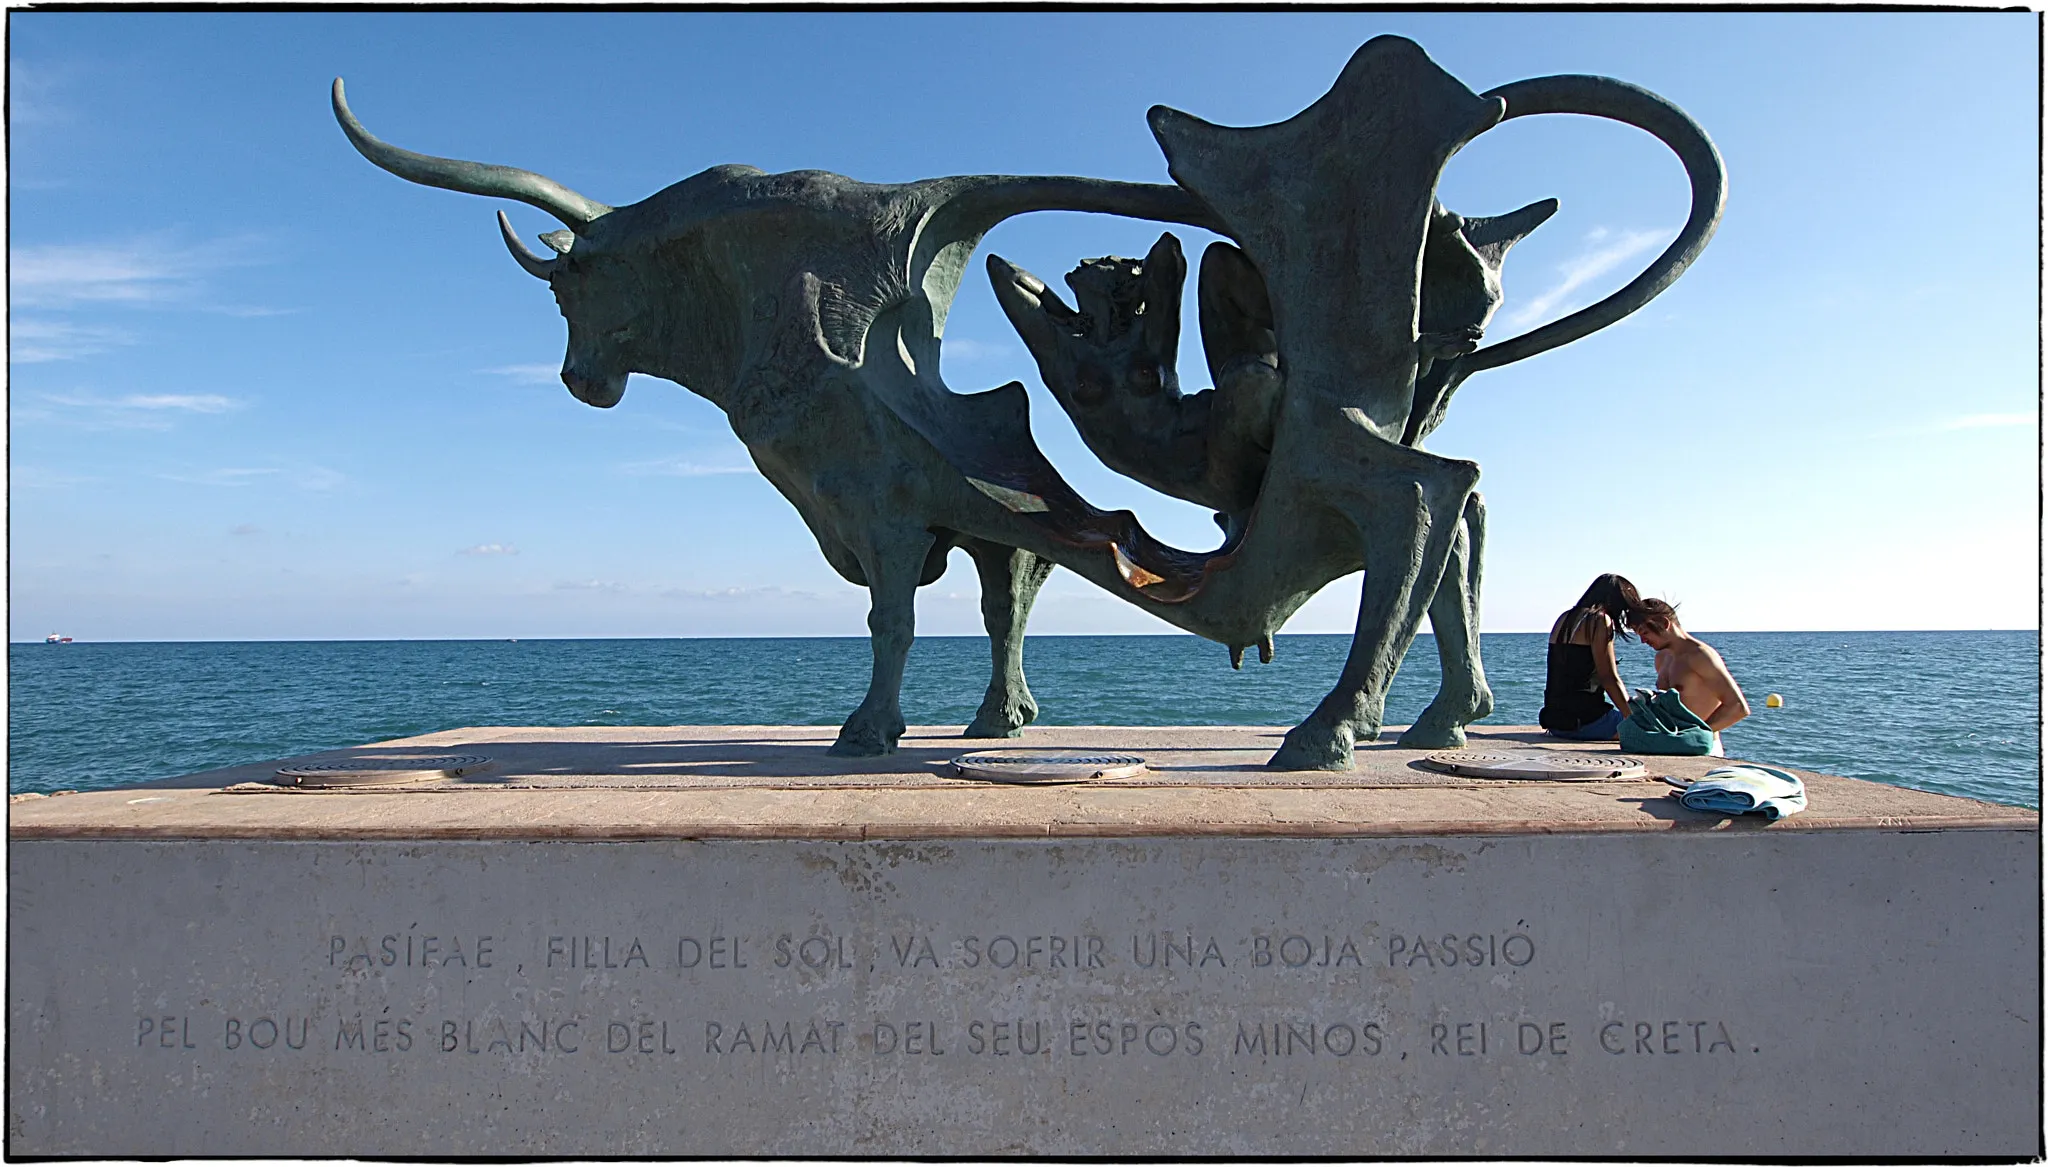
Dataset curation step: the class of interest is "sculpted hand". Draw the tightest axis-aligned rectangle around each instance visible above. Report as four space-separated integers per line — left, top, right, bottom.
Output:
986 255 1080 372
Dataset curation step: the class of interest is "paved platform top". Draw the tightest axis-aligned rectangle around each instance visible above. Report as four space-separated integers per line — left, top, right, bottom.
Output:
9 724 2035 840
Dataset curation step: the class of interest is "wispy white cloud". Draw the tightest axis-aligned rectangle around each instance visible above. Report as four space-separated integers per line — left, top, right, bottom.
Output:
645 419 729 436
14 241 199 308
545 580 833 603
10 319 136 363
54 392 240 413
159 465 344 491
161 467 278 487
1500 227 1667 330
617 457 754 478
288 466 347 492
10 466 99 490
943 337 1014 362
9 61 82 130
458 543 519 557
10 233 276 312
1934 412 2035 432
483 364 562 385
230 524 264 537
34 391 245 430
657 585 829 602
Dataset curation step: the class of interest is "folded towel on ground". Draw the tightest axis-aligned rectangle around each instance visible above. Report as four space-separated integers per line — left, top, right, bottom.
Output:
1619 688 1718 756
1677 765 1808 821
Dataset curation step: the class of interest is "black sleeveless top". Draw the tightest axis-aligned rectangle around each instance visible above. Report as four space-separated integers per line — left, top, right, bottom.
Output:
1539 641 1612 731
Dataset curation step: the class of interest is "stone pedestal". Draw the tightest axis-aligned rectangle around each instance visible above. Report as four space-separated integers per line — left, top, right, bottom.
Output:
9 726 2039 1157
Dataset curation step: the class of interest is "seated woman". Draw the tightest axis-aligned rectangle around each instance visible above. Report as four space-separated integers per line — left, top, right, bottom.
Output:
1538 574 1644 741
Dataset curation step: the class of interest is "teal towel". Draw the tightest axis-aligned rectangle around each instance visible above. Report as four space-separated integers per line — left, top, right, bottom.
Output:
1619 688 1717 756
1679 765 1808 821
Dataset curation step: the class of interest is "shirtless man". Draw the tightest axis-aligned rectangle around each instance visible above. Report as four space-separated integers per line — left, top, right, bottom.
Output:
1629 600 1751 752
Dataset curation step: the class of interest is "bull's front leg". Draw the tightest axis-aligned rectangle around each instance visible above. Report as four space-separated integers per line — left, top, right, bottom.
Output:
961 539 1056 738
1269 446 1479 771
830 528 938 757
1399 491 1493 748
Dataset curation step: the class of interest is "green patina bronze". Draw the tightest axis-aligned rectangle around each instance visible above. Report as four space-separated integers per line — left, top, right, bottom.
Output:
333 36 1723 769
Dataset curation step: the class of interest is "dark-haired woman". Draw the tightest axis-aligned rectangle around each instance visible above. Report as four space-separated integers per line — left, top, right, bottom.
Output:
1539 574 1641 741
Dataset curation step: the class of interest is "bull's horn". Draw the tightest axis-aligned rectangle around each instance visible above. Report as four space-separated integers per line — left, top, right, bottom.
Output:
497 211 559 280
1461 197 1559 259
331 78 613 229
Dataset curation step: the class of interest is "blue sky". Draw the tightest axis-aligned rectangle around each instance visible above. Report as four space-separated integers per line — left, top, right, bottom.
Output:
9 11 2039 641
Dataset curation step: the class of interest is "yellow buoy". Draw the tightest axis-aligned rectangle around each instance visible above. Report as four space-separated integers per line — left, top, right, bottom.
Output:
1765 693 1784 709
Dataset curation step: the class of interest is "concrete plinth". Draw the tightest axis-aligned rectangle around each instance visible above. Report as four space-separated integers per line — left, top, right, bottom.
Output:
9 725 2039 1157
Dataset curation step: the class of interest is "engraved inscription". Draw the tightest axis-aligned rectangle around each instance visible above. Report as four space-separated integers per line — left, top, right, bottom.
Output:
548 936 651 968
1233 1020 1383 1057
223 1016 311 1050
966 1020 1048 1055
1389 932 1535 968
675 935 748 968
775 934 856 970
1598 1020 1739 1055
706 1019 846 1055
116 920 1764 1082
136 1016 198 1049
329 933 495 970
1251 934 1364 967
334 1013 414 1052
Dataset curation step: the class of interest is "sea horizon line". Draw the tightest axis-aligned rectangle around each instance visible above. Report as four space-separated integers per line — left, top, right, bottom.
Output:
10 628 2038 646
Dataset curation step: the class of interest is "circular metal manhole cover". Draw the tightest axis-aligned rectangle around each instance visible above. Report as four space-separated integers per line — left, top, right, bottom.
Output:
274 755 492 788
1420 750 1646 781
949 749 1148 784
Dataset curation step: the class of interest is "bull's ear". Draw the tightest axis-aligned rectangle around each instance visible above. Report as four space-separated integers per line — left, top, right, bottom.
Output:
539 229 575 255
1462 197 1559 264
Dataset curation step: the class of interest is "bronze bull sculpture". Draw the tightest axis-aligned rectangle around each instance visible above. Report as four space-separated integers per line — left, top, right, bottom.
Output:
334 36 1722 768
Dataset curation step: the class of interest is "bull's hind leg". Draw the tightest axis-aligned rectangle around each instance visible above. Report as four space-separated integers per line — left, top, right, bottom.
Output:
1269 445 1479 770
962 540 1056 738
830 527 938 757
1399 491 1493 748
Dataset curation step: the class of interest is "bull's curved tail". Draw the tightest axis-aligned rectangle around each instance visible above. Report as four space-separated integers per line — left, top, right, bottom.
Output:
1461 74 1727 373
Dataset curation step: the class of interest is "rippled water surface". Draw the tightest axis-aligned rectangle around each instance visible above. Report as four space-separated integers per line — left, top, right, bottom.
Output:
9 632 2038 807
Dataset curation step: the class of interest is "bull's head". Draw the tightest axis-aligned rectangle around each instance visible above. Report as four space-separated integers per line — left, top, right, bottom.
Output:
332 79 648 408
1416 198 1558 367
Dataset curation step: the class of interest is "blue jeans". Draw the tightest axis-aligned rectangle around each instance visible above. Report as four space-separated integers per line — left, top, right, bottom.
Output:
1547 706 1623 741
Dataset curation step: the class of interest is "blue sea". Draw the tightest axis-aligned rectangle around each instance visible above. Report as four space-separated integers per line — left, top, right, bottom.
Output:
8 632 2039 808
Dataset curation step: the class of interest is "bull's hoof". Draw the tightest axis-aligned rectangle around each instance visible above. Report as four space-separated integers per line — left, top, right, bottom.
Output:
829 711 904 757
963 689 1037 739
1397 713 1467 750
1399 681 1492 749
963 710 1030 739
826 734 894 757
1269 720 1357 771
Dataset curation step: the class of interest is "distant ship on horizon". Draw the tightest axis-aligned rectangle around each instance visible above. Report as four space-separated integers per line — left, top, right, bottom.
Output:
44 634 73 644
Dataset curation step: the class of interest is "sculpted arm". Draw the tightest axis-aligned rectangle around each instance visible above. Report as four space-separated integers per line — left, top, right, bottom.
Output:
1588 617 1631 714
